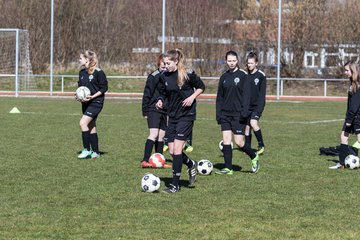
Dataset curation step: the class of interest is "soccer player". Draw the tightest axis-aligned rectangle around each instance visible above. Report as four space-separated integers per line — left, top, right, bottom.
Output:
141 54 171 168
216 50 259 175
329 59 360 169
77 50 108 159
244 51 267 155
156 48 205 193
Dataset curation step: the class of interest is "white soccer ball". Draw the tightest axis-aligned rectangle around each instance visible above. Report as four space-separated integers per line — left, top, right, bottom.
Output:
149 153 166 168
141 173 161 193
197 159 213 175
76 86 91 101
218 140 234 151
345 155 360 169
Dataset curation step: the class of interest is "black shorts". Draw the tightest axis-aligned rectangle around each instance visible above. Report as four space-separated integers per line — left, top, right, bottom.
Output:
250 111 261 120
147 111 167 130
220 115 246 135
165 120 193 142
342 122 360 135
82 101 103 119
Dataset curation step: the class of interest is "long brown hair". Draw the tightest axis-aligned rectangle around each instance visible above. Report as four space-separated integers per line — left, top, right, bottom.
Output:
345 59 360 93
81 50 98 74
166 48 189 86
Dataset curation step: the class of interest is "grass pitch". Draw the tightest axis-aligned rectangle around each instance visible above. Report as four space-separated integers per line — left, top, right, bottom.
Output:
0 97 359 239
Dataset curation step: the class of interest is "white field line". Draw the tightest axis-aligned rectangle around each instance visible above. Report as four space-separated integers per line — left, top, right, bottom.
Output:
18 112 343 124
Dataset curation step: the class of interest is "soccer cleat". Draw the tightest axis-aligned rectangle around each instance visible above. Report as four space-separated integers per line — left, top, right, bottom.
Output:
256 147 265 155
187 160 197 187
352 141 360 149
163 144 169 152
162 184 179 193
140 160 153 168
215 168 234 175
78 148 91 159
329 162 344 170
251 154 260 173
184 144 194 153
163 163 172 169
90 151 100 158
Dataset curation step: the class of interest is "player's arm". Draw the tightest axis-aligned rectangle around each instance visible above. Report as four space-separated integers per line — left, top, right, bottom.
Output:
142 74 156 116
256 74 267 115
182 73 205 107
345 91 360 126
216 76 224 124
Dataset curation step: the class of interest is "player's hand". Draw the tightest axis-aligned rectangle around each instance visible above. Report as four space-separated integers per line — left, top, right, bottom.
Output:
156 100 163 109
182 95 195 107
82 95 92 102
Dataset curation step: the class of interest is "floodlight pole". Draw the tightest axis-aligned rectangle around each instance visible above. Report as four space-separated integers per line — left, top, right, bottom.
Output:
50 0 54 95
15 29 19 97
276 0 282 100
162 0 166 53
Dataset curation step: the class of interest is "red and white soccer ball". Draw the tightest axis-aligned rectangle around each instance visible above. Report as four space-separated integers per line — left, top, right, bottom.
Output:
141 173 161 193
149 153 166 168
76 86 91 101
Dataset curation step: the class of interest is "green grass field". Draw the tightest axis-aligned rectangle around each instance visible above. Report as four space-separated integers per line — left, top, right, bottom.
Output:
1 97 360 239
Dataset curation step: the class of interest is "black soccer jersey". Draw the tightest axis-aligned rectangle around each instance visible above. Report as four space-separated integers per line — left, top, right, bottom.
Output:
78 67 108 103
345 89 360 125
248 69 266 115
158 70 205 122
216 68 250 123
142 69 166 116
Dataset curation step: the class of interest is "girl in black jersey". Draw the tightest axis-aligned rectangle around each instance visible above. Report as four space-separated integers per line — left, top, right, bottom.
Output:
329 60 360 169
244 52 267 155
141 54 171 168
216 50 259 174
156 49 205 193
77 50 108 159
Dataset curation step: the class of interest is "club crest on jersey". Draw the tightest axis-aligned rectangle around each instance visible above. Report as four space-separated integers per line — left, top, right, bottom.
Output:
234 77 240 85
254 78 259 85
89 75 94 82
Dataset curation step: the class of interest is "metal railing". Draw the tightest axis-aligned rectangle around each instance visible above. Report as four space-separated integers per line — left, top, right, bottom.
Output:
0 74 348 98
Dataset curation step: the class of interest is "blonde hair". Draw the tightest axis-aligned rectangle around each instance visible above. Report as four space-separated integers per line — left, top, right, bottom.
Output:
345 59 360 93
166 48 189 86
81 50 98 74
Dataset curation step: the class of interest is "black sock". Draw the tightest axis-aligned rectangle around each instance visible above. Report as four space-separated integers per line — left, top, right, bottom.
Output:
254 129 265 148
156 141 164 154
172 154 183 187
223 144 233 169
182 152 193 168
240 144 256 159
245 134 252 148
143 139 155 162
82 131 91 150
339 144 349 165
89 133 99 153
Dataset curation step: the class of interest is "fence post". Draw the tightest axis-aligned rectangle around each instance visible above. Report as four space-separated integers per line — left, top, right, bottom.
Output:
324 80 327 97
61 76 64 92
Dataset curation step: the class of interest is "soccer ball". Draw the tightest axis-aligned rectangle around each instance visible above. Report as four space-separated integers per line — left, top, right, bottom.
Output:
76 86 91 101
218 140 234 151
141 173 161 193
197 159 213 175
345 155 360 169
149 153 166 168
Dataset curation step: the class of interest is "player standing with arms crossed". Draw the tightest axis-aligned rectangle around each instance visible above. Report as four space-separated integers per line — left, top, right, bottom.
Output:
216 50 259 174
329 59 360 169
244 51 267 155
156 49 205 193
141 54 171 168
77 50 108 159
